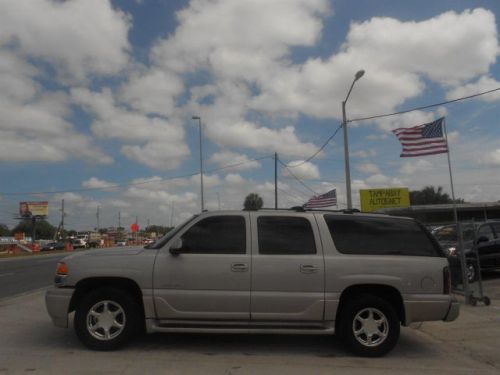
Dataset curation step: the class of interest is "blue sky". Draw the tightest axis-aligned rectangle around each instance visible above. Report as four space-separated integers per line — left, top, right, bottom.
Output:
1 0 500 230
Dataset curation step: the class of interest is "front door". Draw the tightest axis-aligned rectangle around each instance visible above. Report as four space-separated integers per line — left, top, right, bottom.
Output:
153 213 251 320
250 213 325 321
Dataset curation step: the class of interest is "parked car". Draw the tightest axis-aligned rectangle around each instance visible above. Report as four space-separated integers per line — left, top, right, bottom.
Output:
41 242 65 251
46 210 458 357
432 221 500 283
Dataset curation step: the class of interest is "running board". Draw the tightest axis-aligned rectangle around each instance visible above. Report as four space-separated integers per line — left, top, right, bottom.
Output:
147 319 335 335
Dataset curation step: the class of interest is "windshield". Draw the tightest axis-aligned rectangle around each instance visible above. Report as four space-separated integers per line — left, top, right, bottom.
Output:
145 215 198 249
433 225 475 243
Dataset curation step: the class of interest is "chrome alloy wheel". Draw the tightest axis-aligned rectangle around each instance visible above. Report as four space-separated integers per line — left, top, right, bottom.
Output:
352 307 389 347
86 300 126 341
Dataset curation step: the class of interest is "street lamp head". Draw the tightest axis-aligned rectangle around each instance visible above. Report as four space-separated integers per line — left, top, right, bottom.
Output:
192 116 200 120
354 70 365 81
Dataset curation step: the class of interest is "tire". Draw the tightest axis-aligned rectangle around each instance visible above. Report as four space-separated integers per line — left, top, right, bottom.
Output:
466 261 478 284
74 287 141 351
338 294 400 357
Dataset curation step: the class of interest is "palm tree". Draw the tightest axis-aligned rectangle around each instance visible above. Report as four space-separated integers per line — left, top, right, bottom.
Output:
243 193 263 210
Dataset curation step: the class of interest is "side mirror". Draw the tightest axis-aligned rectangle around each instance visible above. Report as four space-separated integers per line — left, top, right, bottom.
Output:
169 238 183 256
477 236 489 244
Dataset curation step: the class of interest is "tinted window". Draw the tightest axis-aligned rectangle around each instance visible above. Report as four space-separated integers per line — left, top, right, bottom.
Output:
258 216 316 255
433 225 475 242
491 222 500 238
324 215 440 256
477 224 494 241
180 216 246 254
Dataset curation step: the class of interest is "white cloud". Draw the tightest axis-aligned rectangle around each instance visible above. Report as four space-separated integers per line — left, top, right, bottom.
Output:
82 177 117 190
356 163 380 175
71 87 189 169
282 161 321 180
399 159 433 175
0 0 131 82
0 52 112 164
208 151 262 171
477 149 500 166
151 0 329 74
119 68 184 116
446 76 500 103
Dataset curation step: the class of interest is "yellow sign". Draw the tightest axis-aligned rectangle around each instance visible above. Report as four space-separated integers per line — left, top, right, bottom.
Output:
19 201 49 218
360 188 410 212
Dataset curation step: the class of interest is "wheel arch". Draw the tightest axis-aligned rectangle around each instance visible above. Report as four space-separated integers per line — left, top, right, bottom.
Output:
335 284 405 329
69 277 144 316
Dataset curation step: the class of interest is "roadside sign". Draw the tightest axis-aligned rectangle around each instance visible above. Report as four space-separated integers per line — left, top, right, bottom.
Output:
19 201 49 218
360 188 410 212
131 223 139 233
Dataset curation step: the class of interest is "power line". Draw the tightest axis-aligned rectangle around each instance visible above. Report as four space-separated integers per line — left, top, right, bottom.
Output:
0 155 273 197
286 124 343 168
278 159 317 195
349 86 500 123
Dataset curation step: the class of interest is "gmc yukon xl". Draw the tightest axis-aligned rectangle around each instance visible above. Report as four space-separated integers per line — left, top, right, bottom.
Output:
46 210 459 357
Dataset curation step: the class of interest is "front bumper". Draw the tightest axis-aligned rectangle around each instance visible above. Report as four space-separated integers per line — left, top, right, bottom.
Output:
443 299 460 322
45 287 74 328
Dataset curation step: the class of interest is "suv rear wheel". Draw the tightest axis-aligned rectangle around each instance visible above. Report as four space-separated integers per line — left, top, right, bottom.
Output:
74 287 140 350
339 294 400 357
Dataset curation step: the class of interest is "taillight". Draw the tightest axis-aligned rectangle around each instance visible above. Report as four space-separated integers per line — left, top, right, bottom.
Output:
443 266 451 294
56 262 68 276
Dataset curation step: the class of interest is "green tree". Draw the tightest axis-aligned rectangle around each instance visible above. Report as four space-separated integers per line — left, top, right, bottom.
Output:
244 193 263 210
145 225 172 235
410 186 464 205
0 223 10 237
10 219 57 240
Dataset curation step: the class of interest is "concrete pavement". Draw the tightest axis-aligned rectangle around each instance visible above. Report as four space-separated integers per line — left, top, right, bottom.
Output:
1 278 500 374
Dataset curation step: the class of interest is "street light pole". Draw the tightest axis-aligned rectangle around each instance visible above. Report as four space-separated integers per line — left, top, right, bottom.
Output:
192 116 204 212
342 70 365 210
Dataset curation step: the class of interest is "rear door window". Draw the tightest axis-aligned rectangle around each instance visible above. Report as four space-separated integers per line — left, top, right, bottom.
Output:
257 216 316 255
324 215 441 256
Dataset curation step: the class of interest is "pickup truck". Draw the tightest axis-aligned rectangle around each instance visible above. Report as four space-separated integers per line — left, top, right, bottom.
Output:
46 210 459 357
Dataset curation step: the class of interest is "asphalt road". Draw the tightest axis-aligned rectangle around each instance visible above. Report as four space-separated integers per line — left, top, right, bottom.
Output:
0 253 67 299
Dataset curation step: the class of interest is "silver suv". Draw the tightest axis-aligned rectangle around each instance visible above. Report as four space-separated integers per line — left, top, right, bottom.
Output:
46 210 459 357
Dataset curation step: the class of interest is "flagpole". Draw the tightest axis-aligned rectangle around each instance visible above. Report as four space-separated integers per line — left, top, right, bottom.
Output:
443 118 470 303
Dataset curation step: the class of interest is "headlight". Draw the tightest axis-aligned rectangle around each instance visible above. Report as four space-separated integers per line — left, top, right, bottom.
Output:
446 247 457 257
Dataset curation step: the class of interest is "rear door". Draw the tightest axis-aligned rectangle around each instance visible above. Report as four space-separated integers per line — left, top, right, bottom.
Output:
250 212 325 321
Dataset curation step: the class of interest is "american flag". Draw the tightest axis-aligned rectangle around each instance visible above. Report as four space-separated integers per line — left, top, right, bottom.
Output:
304 189 337 208
392 117 448 157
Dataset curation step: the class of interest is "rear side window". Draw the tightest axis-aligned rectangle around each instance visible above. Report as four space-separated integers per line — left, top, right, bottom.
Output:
258 216 316 255
324 215 441 256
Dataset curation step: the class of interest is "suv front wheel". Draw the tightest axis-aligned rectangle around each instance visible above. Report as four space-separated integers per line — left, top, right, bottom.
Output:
339 294 400 357
74 287 140 350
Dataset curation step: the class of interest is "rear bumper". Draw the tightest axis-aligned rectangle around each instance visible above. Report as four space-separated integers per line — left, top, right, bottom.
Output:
443 299 460 322
404 294 459 324
45 287 74 328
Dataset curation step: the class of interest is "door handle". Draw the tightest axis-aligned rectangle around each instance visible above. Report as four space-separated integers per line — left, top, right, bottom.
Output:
300 264 319 274
231 263 249 272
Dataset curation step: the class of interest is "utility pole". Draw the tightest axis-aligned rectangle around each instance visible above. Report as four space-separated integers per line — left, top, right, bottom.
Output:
274 152 278 209
61 199 65 234
96 205 100 231
170 202 174 227
192 116 204 212
118 211 121 229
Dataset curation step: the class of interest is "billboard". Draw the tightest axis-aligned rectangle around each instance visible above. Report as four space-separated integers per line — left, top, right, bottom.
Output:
19 201 49 218
360 188 410 213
